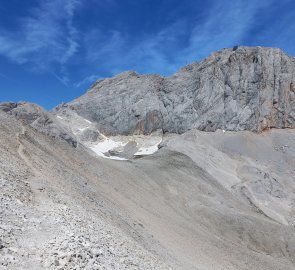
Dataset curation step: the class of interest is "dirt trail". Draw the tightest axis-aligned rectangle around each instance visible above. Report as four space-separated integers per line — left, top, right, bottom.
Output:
16 124 55 211
17 125 38 175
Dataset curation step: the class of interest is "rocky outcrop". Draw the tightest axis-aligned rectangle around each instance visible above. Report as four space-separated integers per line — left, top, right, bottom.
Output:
0 102 77 147
54 46 295 135
54 72 165 135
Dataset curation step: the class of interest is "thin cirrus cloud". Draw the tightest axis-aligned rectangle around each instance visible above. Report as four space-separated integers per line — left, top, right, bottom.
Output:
0 0 292 92
84 21 189 76
0 72 9 80
0 0 80 76
246 3 295 54
178 1 270 62
83 0 274 77
75 74 100 88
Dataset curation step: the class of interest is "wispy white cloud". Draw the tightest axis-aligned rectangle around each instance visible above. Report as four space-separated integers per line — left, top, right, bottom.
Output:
0 72 9 80
248 2 295 54
84 0 273 76
84 27 180 76
0 0 283 90
52 72 70 87
178 0 273 63
0 0 80 82
75 74 100 88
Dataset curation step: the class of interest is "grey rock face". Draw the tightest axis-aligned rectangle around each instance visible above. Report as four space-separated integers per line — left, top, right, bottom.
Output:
54 46 295 135
54 72 164 135
163 46 295 133
0 102 77 147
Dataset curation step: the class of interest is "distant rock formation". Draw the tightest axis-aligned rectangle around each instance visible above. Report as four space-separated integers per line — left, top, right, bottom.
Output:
1 46 295 141
54 46 295 135
0 102 77 147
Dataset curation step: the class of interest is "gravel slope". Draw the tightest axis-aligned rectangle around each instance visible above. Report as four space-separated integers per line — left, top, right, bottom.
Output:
0 111 295 269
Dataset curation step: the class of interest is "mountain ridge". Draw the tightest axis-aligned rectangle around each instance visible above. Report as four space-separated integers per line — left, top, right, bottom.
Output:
53 46 295 136
1 46 295 151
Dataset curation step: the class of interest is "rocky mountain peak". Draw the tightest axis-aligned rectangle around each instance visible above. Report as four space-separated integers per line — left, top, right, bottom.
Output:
54 46 295 136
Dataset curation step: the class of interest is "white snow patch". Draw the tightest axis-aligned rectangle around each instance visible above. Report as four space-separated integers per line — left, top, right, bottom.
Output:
90 139 127 161
84 119 92 124
78 127 88 132
134 145 158 155
54 111 162 160
134 139 162 156
87 130 162 161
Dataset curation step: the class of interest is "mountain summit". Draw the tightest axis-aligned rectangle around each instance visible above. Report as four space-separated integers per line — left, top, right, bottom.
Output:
54 46 295 135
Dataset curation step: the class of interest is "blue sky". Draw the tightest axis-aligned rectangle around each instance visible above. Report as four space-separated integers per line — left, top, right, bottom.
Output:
0 0 294 109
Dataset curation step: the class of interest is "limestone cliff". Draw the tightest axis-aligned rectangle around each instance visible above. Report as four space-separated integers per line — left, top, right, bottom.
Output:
54 46 295 135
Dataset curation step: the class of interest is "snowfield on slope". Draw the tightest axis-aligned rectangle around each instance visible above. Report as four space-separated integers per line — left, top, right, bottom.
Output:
55 111 163 160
